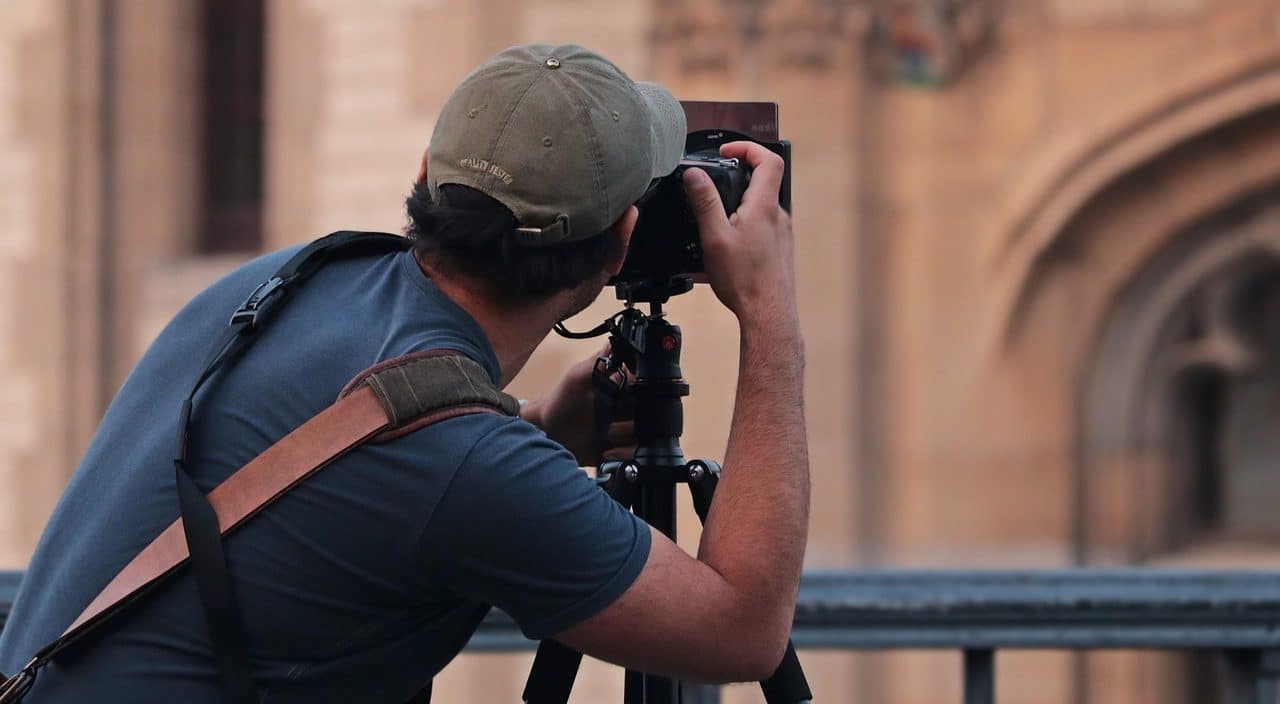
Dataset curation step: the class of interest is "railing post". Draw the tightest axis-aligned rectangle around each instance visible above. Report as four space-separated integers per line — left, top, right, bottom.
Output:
1220 648 1256 703
1260 651 1280 704
682 683 721 704
1220 649 1280 704
964 649 995 704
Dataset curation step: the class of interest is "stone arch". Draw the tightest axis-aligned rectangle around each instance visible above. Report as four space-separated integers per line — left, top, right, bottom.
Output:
1078 193 1280 558
984 48 1280 351
979 48 1280 562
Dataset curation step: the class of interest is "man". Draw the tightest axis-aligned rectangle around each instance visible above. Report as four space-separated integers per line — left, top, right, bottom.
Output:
0 44 808 702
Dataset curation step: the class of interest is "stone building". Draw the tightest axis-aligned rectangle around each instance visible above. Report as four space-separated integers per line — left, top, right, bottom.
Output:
1 0 1278 701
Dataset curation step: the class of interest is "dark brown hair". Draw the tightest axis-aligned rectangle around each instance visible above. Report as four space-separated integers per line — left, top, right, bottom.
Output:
404 182 623 300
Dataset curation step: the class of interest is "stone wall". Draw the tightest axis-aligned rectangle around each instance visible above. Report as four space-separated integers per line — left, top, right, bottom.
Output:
0 0 100 568
0 0 51 567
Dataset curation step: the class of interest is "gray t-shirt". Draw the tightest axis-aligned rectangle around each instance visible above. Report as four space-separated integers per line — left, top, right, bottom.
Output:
0 244 650 703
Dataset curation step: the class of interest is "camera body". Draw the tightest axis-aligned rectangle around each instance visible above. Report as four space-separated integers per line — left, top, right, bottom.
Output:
611 129 791 284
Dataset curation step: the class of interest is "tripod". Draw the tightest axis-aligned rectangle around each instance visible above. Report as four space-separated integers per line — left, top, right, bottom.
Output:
523 277 813 704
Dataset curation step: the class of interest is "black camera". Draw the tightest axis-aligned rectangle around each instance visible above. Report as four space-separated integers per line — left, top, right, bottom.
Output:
611 128 791 284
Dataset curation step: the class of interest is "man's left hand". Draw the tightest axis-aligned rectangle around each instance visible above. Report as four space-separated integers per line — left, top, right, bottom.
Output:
519 345 636 466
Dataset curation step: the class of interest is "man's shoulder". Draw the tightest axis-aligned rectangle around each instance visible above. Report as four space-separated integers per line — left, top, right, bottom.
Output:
365 413 582 534
372 411 579 505
404 412 569 468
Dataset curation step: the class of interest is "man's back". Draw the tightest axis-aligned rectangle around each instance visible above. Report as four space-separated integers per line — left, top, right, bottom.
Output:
0 244 649 703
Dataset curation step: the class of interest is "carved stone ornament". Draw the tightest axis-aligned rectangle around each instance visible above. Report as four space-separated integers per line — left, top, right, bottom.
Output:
864 0 996 87
649 0 866 73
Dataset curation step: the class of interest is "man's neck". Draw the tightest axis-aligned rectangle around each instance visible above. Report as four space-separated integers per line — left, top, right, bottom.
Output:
417 262 558 388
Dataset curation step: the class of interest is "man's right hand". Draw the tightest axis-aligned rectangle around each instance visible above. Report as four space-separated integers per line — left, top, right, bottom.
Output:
682 141 798 332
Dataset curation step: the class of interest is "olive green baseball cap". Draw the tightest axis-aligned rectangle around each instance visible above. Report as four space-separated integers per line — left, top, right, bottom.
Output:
427 43 686 246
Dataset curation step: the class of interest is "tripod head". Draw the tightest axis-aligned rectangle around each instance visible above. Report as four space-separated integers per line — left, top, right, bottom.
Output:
553 275 696 474
607 306 688 472
611 275 694 308
604 276 692 376
554 274 696 390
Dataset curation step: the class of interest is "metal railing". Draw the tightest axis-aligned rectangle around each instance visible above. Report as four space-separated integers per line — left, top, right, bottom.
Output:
5 569 1280 703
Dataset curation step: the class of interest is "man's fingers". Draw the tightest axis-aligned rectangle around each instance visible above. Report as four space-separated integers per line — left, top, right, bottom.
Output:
602 447 637 462
682 167 732 242
608 421 636 446
719 141 784 209
611 389 636 421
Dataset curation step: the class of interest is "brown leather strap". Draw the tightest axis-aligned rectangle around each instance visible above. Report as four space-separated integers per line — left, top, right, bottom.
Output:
341 351 521 443
57 385 390 642
43 349 516 662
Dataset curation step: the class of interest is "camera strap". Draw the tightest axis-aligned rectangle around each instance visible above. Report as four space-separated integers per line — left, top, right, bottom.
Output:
0 232 519 704
590 352 625 464
556 310 641 465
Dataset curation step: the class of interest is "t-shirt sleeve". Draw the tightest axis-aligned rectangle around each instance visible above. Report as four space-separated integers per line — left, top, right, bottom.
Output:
418 417 652 640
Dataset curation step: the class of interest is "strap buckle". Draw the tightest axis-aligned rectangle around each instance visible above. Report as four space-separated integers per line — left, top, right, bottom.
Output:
591 355 624 395
229 276 288 327
0 658 39 703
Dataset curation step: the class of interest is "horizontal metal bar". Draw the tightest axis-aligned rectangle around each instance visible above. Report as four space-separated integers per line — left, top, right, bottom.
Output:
793 570 1280 650
7 569 1280 652
472 570 1280 651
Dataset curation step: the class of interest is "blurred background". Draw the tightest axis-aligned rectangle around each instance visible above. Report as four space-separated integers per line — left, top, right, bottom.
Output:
0 0 1278 701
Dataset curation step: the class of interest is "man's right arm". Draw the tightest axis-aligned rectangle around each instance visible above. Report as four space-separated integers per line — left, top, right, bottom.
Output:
556 142 810 683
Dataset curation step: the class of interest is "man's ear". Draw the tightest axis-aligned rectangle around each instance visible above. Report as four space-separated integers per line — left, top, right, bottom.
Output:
604 205 638 277
416 147 430 184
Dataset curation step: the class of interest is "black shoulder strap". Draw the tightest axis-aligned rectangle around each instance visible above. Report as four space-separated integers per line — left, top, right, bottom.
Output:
172 231 409 704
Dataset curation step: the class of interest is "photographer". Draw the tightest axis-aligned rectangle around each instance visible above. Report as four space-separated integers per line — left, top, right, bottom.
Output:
0 44 808 702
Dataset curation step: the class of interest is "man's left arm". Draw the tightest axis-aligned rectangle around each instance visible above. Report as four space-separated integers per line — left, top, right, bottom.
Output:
517 347 635 465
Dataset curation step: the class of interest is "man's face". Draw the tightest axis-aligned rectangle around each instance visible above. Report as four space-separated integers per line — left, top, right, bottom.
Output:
560 267 612 325
558 212 634 323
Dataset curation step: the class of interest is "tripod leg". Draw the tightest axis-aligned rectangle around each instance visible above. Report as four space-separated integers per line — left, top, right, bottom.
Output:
761 645 812 704
686 461 814 704
522 640 583 704
624 670 643 704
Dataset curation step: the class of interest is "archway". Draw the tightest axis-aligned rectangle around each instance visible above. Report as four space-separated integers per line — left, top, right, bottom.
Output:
993 71 1280 704
1079 190 1280 559
986 88 1280 563
985 51 1280 353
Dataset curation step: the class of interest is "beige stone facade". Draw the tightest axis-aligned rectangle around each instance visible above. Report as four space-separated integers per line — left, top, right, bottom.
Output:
2 0 1280 701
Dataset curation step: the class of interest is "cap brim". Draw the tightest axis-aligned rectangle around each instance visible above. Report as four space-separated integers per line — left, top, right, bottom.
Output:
636 82 687 180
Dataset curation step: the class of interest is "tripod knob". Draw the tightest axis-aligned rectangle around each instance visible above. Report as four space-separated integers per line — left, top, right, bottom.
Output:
686 460 721 482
